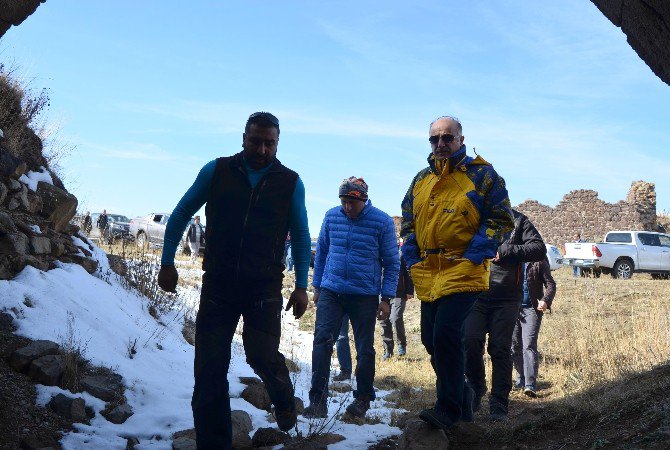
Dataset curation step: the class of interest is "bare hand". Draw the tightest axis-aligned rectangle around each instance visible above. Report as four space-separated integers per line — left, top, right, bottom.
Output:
377 300 391 320
158 265 178 292
313 289 320 305
537 300 548 312
406 294 414 300
286 288 308 319
492 252 500 263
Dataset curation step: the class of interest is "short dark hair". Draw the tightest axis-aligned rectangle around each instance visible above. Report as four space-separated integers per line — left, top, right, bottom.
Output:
245 112 280 135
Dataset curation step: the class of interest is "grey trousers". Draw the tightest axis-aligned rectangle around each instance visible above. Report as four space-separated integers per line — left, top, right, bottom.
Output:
378 297 406 354
511 306 543 389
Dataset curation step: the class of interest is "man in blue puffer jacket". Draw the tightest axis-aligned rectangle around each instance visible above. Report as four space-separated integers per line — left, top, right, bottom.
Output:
304 177 400 419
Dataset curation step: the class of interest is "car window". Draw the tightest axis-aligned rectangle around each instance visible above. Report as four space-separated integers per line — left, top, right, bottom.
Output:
153 215 163 223
659 235 670 248
606 233 632 243
638 233 661 246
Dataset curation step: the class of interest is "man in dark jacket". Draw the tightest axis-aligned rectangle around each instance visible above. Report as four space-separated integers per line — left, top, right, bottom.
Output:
82 211 92 236
157 112 311 449
512 257 556 397
464 209 545 421
96 210 109 242
378 241 414 359
305 177 400 420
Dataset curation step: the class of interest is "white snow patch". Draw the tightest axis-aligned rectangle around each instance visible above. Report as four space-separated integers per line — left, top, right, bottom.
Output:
18 166 53 192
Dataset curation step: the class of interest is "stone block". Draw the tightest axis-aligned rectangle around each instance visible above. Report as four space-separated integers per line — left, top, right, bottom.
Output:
36 181 77 232
28 354 65 386
10 340 59 372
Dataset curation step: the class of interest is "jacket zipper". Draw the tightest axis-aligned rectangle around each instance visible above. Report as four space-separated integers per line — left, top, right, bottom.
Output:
235 171 269 281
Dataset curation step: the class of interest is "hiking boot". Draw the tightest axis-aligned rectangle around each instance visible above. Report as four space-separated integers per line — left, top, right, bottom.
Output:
461 385 474 423
332 371 351 382
303 402 328 419
419 407 456 430
382 351 392 361
513 380 524 390
274 402 297 431
524 387 538 398
345 396 371 418
489 404 508 422
397 344 406 356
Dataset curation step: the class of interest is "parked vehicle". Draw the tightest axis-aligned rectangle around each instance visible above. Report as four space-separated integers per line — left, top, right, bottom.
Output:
129 213 205 255
563 231 670 279
88 213 132 244
546 244 563 271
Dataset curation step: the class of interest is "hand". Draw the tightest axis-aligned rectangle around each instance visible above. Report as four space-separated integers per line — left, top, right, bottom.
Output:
158 265 178 293
313 289 320 306
377 299 391 320
537 300 548 312
492 252 500 263
406 294 414 300
286 288 308 319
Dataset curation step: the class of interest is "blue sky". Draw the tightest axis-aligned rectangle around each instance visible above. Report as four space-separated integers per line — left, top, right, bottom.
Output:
2 0 669 236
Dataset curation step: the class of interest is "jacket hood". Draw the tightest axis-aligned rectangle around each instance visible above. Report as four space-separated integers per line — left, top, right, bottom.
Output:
427 145 469 175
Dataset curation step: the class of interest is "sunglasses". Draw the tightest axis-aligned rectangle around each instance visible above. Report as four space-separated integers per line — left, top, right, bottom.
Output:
429 134 457 145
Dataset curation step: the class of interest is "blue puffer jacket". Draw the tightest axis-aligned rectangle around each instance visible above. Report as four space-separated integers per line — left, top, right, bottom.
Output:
312 201 400 298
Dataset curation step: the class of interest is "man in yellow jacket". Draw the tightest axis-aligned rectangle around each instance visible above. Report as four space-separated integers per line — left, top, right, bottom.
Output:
400 115 514 430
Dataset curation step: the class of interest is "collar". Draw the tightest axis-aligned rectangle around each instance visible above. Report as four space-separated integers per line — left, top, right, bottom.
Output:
427 145 469 175
340 199 373 220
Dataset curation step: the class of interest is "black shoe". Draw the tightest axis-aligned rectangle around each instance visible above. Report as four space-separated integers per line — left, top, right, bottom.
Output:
274 403 297 431
345 396 371 418
489 404 508 422
303 402 328 419
461 386 474 422
419 407 456 430
332 371 351 382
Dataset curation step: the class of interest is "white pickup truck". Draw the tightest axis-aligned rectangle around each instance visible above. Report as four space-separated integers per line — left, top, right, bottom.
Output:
563 231 670 279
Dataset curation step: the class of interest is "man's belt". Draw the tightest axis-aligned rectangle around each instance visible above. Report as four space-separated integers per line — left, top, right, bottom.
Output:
420 248 460 260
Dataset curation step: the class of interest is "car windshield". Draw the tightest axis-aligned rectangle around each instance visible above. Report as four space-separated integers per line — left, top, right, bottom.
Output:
108 215 130 223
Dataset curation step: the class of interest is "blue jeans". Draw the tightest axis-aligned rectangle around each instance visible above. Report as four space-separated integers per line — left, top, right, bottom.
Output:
336 314 352 374
309 289 378 405
421 292 478 422
573 266 581 277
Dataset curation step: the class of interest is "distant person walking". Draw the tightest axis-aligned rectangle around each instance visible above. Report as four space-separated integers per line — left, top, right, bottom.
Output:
82 211 92 236
378 242 414 359
572 233 584 277
305 176 400 420
333 314 353 381
511 257 556 398
96 210 109 242
157 112 311 449
187 216 205 263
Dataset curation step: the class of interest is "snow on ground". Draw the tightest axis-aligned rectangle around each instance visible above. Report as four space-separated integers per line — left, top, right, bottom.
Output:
18 166 54 191
0 243 404 449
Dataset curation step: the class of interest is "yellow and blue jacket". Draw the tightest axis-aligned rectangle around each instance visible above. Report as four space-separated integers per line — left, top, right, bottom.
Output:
400 147 514 302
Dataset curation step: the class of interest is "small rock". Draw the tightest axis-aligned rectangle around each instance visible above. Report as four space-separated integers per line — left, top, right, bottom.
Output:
182 318 195 346
239 376 263 386
7 196 20 210
30 236 52 255
0 209 16 232
251 427 290 447
102 403 134 424
80 374 124 401
330 381 353 393
172 437 196 450
285 358 300 373
241 383 272 411
47 394 88 423
10 340 59 372
125 437 140 450
0 231 29 254
28 354 65 386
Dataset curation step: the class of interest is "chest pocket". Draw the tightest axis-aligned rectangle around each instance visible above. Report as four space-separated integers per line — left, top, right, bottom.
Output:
433 173 480 251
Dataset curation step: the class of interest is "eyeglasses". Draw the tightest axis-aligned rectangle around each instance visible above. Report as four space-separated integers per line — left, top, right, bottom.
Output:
429 134 458 145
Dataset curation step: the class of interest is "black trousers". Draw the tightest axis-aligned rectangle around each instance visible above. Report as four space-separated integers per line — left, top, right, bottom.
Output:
192 275 294 449
464 298 520 414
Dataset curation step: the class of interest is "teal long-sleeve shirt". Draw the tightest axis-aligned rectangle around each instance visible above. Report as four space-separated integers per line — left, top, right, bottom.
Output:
161 158 311 288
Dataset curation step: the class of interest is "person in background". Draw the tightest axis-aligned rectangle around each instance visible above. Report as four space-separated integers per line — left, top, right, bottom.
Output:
305 176 400 420
332 314 353 382
378 238 414 359
82 211 92 236
186 215 205 263
157 112 310 449
96 210 109 242
401 115 514 430
464 210 545 422
511 256 556 398
572 233 584 277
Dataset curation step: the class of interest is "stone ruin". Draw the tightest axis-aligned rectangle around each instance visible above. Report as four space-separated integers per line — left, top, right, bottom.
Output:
516 181 659 247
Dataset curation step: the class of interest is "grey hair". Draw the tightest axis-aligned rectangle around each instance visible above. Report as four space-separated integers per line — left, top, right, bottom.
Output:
429 116 463 135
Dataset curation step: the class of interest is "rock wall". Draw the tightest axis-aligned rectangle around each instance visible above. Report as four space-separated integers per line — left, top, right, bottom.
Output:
591 0 670 86
516 181 658 247
0 0 45 38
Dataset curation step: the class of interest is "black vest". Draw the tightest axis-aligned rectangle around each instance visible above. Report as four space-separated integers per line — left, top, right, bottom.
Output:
204 153 298 290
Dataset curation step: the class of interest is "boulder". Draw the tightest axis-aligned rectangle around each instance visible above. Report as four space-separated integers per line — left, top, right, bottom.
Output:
10 339 59 372
231 409 253 448
0 180 7 204
7 178 21 191
50 239 65 257
18 254 49 272
29 236 51 254
36 181 77 232
47 393 89 423
0 149 26 178
251 427 290 447
28 354 65 386
398 418 449 450
80 373 124 401
13 184 29 209
241 382 272 411
0 209 17 232
60 254 98 274
26 190 42 214
0 231 28 254
107 254 127 276
102 403 134 424
0 0 45 28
